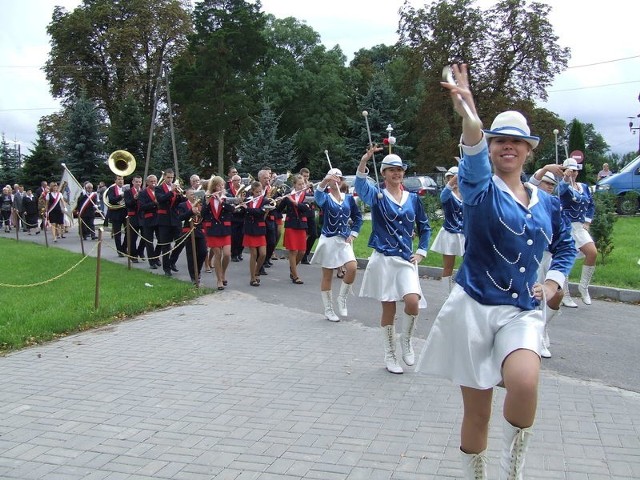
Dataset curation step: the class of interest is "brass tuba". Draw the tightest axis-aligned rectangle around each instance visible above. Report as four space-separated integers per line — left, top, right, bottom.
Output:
104 150 136 209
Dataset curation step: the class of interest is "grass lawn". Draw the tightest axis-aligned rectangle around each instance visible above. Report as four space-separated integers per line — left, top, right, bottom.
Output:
0 238 211 353
350 215 640 289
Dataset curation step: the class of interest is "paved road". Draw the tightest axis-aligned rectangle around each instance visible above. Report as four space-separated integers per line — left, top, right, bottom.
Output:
2 226 640 478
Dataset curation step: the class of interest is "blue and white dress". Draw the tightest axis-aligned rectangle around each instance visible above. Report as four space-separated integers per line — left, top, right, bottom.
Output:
430 185 465 257
354 171 431 307
558 180 595 250
310 188 363 269
417 137 576 389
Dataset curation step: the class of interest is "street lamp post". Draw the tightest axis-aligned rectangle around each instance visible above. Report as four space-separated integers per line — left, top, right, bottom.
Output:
553 129 559 164
629 115 640 155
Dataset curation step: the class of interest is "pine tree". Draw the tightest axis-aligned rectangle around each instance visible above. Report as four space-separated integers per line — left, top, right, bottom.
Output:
0 136 23 187
21 127 59 189
237 101 297 176
62 93 104 183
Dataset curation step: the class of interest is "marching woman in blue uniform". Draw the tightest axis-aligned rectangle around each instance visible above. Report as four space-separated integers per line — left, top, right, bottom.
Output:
311 168 363 322
417 64 576 479
355 146 431 375
558 158 598 306
430 166 464 292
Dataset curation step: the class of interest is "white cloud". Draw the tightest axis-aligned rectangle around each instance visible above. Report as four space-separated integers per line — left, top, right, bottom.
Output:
1 0 638 157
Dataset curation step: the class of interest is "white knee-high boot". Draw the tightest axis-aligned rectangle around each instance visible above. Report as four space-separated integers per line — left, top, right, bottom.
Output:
460 449 487 480
442 275 453 292
500 422 533 480
578 265 595 305
400 311 417 366
336 282 352 317
561 279 578 308
540 308 560 359
321 290 339 322
382 324 403 374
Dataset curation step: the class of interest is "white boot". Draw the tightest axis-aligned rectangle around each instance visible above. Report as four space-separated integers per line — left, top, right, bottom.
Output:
336 282 352 317
561 279 578 308
442 275 452 292
460 449 487 479
382 325 403 374
500 422 533 480
578 265 595 305
400 311 417 366
321 290 339 322
540 308 560 359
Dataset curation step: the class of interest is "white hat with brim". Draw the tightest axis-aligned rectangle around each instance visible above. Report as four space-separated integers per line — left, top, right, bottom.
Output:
483 111 540 149
541 171 557 185
562 158 580 171
380 154 407 173
327 168 345 179
445 166 459 177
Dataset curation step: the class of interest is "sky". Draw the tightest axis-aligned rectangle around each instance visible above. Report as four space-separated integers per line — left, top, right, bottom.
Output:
1 0 639 160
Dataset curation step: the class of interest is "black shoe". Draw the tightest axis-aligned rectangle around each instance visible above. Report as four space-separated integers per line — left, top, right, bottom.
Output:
238 255 243 261
150 264 158 270
83 237 89 240
301 256 310 265
91 236 97 240
131 258 139 263
258 267 268 275
117 252 125 257
170 264 179 272
153 259 161 267
264 261 272 268
164 270 172 277
231 256 239 262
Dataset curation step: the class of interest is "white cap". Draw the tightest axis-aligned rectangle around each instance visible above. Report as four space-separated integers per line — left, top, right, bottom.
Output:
327 168 344 178
380 154 407 173
445 166 459 178
541 171 557 185
562 158 580 171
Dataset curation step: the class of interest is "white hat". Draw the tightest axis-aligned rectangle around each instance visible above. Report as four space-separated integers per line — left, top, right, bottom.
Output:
562 158 580 171
483 111 540 149
540 171 557 185
380 154 407 173
445 166 459 177
327 168 344 178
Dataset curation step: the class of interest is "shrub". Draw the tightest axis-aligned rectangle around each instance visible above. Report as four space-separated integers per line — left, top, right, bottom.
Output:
590 192 617 264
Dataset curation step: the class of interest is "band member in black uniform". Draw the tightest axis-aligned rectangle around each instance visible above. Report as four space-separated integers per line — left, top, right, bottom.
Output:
300 167 317 264
76 182 98 240
258 169 278 274
106 175 128 256
138 174 161 269
240 181 269 286
226 174 245 262
202 176 236 289
22 189 40 235
276 174 311 284
155 169 185 276
124 175 144 262
177 188 207 284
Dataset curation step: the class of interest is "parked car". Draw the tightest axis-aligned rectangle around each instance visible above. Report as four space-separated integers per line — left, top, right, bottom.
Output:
402 175 439 197
343 174 376 198
595 155 640 214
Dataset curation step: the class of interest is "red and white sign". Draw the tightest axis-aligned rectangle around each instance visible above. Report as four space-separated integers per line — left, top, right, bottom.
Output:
570 150 584 164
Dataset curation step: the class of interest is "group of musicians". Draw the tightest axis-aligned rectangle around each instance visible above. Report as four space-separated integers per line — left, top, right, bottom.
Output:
98 165 319 287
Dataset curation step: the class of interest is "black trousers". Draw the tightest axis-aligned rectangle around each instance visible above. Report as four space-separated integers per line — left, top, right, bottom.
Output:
185 234 208 282
305 210 318 257
230 218 244 258
141 225 160 265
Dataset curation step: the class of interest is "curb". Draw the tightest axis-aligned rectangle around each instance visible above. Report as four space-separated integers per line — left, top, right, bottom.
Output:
352 257 640 305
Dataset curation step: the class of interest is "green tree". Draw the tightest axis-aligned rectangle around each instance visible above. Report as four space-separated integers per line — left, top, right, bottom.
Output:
590 192 617 264
45 0 191 127
107 94 147 165
261 16 354 176
171 0 268 174
0 136 22 187
567 118 588 182
397 0 569 167
21 127 60 189
62 94 104 183
237 101 297 176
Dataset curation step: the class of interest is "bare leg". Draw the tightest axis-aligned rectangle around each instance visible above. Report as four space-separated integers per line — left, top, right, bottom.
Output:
502 349 540 428
460 386 493 454
442 254 456 277
381 301 397 327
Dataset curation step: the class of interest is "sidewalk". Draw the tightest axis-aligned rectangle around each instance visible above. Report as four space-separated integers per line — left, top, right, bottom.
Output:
1 287 640 479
